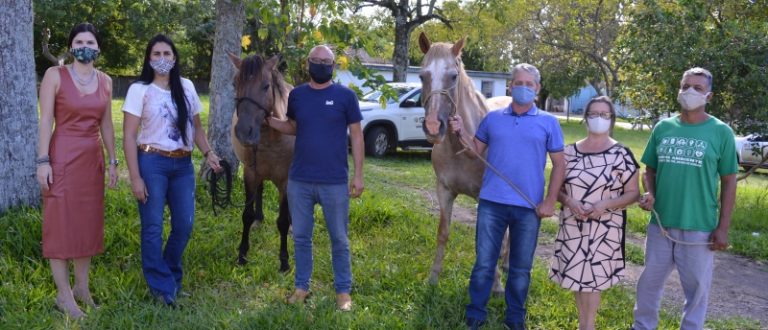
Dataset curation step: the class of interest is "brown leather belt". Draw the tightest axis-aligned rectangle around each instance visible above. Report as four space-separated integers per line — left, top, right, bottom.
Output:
138 144 191 158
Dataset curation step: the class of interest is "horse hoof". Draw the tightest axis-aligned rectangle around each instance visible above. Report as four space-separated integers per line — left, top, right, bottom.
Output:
237 257 248 266
279 264 290 273
428 273 439 286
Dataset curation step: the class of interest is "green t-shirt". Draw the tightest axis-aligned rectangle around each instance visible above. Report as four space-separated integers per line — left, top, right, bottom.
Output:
641 115 738 231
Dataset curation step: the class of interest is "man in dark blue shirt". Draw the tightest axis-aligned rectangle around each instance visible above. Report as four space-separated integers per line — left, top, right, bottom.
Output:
267 45 364 311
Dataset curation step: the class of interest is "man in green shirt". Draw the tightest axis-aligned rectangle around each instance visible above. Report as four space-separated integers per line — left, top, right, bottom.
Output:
632 67 738 330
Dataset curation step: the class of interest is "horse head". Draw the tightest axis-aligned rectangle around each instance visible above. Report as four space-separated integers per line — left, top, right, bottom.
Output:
228 53 285 147
418 32 467 145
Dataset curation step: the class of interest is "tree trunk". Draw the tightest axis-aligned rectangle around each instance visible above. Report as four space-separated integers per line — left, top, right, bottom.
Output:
391 17 411 82
0 0 39 213
208 0 245 173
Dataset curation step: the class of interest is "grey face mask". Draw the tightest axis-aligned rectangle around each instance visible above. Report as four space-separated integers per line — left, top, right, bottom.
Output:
150 57 175 76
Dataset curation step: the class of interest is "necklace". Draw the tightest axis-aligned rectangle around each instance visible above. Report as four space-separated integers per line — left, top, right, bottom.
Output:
69 65 96 86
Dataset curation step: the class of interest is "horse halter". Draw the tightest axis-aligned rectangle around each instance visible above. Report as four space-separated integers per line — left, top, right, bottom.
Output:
235 96 273 119
421 58 462 117
422 82 458 117
235 71 279 121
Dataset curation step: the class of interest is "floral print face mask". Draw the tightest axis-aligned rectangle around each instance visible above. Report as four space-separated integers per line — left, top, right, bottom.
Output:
150 57 175 76
70 47 99 64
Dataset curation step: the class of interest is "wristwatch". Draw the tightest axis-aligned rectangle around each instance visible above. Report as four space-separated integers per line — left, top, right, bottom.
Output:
109 159 119 166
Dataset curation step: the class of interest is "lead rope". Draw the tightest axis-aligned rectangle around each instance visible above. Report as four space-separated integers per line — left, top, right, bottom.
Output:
424 67 536 208
454 130 538 209
649 208 712 246
204 159 233 216
458 126 710 245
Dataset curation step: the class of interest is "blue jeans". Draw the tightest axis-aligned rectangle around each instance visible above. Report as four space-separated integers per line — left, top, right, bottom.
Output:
287 179 352 293
137 152 195 302
466 199 541 326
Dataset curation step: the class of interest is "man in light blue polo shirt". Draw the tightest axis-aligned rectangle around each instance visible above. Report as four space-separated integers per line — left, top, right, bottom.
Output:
450 63 566 330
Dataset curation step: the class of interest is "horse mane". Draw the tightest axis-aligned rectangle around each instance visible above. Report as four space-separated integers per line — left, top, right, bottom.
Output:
272 70 291 119
237 54 290 119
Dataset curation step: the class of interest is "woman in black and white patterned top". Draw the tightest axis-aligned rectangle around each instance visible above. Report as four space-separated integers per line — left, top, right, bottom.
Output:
549 96 640 330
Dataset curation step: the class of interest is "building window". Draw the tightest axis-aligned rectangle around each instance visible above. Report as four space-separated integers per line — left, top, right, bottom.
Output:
481 81 493 98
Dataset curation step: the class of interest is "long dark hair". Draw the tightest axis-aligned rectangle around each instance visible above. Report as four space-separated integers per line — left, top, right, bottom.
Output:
137 34 190 145
67 22 101 49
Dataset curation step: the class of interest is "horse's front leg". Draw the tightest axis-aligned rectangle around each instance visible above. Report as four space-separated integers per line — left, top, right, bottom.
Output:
237 170 260 265
500 228 510 272
276 192 291 272
254 182 265 223
492 229 510 296
429 182 457 285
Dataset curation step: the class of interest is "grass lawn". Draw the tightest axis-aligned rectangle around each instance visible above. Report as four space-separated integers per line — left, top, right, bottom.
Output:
0 99 764 329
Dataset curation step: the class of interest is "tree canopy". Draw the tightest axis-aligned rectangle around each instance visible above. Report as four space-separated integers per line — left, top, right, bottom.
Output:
32 0 768 136
618 0 768 135
34 0 215 79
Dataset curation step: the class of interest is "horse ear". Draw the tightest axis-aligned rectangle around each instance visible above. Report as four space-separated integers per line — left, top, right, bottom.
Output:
451 36 466 57
418 32 431 54
266 55 280 71
227 52 242 69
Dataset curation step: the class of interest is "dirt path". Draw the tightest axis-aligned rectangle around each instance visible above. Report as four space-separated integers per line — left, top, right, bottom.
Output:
426 194 768 326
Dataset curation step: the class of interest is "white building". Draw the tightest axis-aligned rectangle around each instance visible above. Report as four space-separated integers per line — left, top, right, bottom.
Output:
335 63 510 98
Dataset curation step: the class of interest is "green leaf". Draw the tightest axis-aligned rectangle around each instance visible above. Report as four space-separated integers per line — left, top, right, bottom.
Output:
257 27 269 40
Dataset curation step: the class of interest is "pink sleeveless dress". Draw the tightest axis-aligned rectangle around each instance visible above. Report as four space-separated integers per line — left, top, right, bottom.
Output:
41 66 110 259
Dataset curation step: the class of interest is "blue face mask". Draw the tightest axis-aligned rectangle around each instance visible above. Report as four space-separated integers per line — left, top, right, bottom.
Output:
510 85 536 105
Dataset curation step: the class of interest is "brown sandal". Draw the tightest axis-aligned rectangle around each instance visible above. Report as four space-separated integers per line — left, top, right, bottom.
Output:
287 289 310 304
336 293 352 311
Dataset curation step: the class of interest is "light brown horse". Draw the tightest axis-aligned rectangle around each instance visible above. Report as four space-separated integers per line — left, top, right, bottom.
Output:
418 32 508 294
228 53 294 271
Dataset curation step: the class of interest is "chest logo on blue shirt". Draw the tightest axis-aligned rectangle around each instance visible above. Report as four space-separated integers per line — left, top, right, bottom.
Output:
325 100 334 106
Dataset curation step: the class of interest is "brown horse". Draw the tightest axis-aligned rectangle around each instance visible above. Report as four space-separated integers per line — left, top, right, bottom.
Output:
228 53 294 272
418 32 508 294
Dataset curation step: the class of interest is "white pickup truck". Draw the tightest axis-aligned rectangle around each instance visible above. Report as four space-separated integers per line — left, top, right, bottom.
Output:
735 133 768 171
358 82 431 157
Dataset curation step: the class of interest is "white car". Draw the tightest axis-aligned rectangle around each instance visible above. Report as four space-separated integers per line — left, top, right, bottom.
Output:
735 134 768 171
358 82 431 157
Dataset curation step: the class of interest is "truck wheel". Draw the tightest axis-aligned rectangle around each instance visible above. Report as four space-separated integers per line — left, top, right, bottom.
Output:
365 126 391 157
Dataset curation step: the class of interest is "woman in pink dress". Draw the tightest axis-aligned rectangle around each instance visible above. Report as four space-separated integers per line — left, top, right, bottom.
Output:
36 22 118 319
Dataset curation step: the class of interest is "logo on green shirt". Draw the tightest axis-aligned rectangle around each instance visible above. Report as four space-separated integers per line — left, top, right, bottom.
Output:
657 136 708 167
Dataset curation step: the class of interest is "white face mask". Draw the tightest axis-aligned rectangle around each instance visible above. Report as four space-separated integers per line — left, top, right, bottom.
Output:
677 88 709 111
587 117 611 134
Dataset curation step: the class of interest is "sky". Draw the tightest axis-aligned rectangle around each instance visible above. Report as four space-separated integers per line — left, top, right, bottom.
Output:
358 0 452 17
